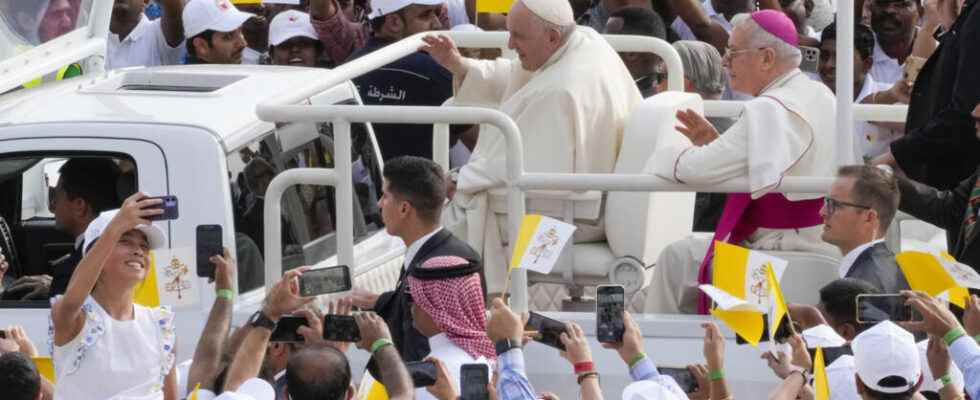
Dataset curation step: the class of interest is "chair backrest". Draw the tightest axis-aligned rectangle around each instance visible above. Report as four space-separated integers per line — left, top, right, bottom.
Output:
605 92 700 265
776 251 843 305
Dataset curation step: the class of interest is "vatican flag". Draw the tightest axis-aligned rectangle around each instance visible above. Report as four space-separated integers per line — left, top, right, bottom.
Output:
897 251 979 308
814 347 830 400
476 0 515 13
509 215 576 275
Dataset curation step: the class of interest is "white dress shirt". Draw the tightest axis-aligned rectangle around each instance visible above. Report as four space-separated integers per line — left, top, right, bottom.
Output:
404 227 443 269
838 239 885 278
416 333 491 400
106 15 183 70
870 39 904 86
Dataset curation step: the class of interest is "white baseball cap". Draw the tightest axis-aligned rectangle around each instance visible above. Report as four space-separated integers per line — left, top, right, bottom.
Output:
83 210 167 255
269 10 318 47
368 0 445 19
851 321 922 394
183 0 256 38
621 380 685 400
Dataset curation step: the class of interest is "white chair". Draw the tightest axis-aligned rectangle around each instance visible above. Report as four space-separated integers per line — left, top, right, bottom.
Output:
513 92 700 307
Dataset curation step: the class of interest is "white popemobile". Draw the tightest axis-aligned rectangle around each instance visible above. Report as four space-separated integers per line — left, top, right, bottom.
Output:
0 0 941 398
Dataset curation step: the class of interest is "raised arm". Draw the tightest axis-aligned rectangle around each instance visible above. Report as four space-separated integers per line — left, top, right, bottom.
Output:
224 268 312 391
668 0 730 53
159 0 184 48
185 248 236 393
355 312 414 400
310 0 368 64
51 193 162 346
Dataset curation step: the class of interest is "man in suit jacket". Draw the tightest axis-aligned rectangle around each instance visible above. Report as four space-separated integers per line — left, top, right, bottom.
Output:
49 158 122 297
822 165 909 293
896 104 980 271
346 156 484 368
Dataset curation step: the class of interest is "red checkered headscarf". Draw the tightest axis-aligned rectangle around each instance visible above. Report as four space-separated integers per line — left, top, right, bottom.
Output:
408 256 496 361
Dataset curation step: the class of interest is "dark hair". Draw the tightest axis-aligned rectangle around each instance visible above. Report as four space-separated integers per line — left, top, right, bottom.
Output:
837 165 900 233
370 16 388 34
285 346 351 400
382 156 446 223
187 30 218 59
820 21 876 60
0 352 41 400
819 278 880 330
608 7 668 40
58 158 122 215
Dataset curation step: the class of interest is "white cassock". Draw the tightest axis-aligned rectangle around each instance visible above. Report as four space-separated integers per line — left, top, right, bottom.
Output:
642 69 852 314
442 27 642 293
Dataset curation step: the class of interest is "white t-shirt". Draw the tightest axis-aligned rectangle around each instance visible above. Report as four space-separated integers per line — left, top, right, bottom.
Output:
50 296 176 400
107 15 183 70
870 38 904 86
417 333 492 400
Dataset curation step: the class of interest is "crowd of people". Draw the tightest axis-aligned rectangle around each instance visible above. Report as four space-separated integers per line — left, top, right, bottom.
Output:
3 0 980 398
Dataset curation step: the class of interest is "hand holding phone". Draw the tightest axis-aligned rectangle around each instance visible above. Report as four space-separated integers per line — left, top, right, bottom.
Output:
460 363 490 400
196 225 223 279
405 361 438 387
322 314 361 342
299 265 352 297
856 294 920 324
145 195 179 221
596 285 625 343
659 367 699 394
270 315 308 342
525 312 566 351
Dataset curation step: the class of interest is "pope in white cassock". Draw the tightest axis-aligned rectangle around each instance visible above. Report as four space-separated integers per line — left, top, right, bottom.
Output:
422 0 642 294
643 10 857 314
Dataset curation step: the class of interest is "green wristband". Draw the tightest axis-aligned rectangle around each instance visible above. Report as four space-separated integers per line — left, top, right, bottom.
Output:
938 373 953 387
628 353 647 369
709 369 724 381
974 334 980 344
370 338 394 354
944 327 966 346
216 289 234 300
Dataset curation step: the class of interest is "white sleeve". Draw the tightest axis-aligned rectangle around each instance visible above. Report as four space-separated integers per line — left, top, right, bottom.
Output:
649 118 749 185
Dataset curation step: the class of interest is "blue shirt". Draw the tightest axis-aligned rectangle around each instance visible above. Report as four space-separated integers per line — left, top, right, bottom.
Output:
950 335 980 399
496 349 536 400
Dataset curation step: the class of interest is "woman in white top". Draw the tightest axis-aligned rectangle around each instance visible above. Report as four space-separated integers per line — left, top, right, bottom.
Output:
49 193 177 400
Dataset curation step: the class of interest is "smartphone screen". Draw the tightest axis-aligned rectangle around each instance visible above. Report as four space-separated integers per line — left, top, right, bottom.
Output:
322 314 360 342
596 285 625 343
146 195 179 221
270 315 308 342
659 367 698 394
525 312 566 351
196 225 222 279
856 294 919 324
299 265 352 297
460 364 490 400
405 361 438 388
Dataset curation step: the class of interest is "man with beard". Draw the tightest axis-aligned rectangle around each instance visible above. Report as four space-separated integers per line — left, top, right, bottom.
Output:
106 0 184 70
183 0 254 64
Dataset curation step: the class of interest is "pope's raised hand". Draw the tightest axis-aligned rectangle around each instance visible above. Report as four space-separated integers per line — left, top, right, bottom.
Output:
676 109 720 146
421 34 466 76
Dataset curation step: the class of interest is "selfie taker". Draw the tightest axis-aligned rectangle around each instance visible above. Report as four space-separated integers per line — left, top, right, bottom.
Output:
49 193 177 400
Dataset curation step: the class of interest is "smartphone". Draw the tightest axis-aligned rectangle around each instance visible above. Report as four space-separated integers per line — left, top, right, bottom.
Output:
405 361 438 387
799 46 820 73
196 225 223 279
596 285 625 343
270 315 308 342
322 314 360 342
299 265 353 297
525 311 566 351
856 294 920 324
145 195 179 221
659 367 699 394
460 363 490 400
806 345 852 367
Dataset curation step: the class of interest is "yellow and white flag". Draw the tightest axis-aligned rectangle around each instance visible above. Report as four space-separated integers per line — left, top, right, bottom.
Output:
476 0 514 13
509 215 576 274
766 262 790 343
897 251 977 308
814 347 830 400
700 242 788 346
32 357 55 383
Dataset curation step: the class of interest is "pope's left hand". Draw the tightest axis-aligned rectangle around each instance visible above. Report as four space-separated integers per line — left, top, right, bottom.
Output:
676 109 720 146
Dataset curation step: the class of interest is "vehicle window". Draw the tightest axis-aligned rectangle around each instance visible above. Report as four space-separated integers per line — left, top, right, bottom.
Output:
0 153 136 304
229 122 382 293
0 0 91 50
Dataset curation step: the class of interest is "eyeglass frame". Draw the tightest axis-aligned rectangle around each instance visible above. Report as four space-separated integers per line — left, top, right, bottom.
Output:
823 197 872 215
722 46 766 62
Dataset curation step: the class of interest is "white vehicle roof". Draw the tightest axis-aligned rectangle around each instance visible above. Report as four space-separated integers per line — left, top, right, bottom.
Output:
0 65 335 150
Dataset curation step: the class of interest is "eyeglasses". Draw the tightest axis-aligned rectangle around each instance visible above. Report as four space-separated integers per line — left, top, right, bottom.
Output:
723 47 761 62
823 197 871 215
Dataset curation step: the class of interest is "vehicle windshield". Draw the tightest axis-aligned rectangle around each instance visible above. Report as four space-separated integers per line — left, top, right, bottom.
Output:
0 0 92 61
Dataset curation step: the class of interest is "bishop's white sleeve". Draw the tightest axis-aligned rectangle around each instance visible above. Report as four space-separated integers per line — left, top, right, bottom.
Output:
649 118 749 185
454 58 515 107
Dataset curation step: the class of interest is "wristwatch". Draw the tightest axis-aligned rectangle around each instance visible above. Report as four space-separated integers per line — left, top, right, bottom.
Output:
495 338 521 356
248 310 277 331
